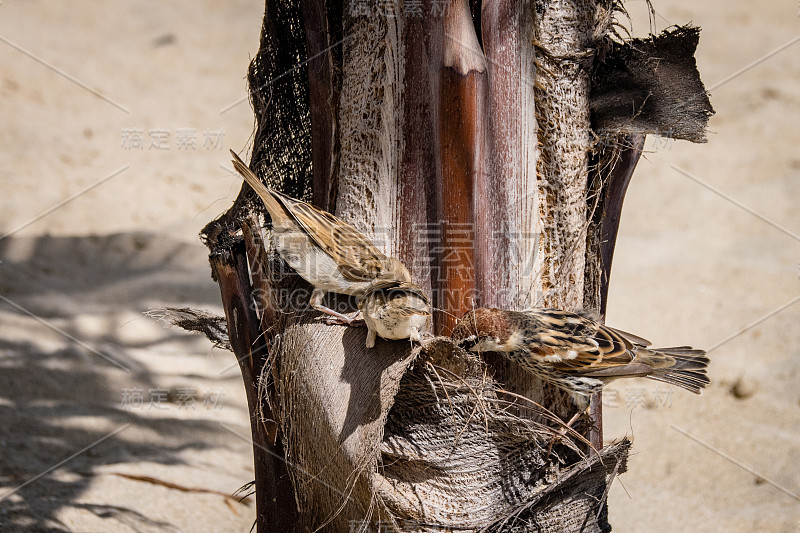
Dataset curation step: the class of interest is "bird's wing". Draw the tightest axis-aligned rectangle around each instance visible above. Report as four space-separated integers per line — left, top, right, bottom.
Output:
386 283 432 316
269 190 387 282
393 297 432 318
570 308 652 346
363 282 431 316
606 326 651 347
523 309 638 373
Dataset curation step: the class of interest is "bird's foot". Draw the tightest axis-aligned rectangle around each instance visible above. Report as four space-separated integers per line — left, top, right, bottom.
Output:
314 307 364 327
323 314 365 327
310 289 364 326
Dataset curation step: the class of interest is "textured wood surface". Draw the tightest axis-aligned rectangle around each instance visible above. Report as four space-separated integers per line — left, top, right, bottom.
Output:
209 241 296 532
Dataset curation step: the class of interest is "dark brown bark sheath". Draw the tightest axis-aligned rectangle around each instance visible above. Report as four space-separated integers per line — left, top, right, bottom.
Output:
301 0 338 211
434 0 487 335
209 240 297 531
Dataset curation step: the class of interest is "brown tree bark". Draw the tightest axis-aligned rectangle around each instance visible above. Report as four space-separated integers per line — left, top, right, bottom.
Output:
209 239 297 531
434 0 486 334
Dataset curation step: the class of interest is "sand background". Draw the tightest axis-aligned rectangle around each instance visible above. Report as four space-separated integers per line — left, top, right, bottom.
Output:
0 1 798 531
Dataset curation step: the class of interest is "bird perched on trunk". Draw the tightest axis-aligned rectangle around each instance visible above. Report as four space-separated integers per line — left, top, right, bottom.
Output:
452 308 709 397
358 282 431 348
230 150 430 347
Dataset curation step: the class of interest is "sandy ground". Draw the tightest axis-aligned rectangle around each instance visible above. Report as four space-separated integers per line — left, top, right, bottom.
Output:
0 1 798 532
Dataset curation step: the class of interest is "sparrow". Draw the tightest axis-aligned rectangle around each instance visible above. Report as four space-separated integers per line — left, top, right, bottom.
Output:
452 308 709 397
230 150 412 324
358 282 432 348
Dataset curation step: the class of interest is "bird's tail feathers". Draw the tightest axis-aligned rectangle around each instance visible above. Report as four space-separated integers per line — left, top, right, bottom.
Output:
230 150 284 218
646 346 710 394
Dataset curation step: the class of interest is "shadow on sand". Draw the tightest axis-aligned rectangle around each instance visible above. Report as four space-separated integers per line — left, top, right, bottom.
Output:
0 232 248 532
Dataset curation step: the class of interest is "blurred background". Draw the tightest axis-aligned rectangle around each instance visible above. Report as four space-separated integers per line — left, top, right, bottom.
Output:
0 1 797 531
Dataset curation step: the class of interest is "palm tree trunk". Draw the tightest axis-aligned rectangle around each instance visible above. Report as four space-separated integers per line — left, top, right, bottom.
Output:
200 1 712 530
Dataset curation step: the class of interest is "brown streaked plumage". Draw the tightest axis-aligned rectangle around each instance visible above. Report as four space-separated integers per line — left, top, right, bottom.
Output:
452 307 709 396
231 150 412 324
358 282 431 348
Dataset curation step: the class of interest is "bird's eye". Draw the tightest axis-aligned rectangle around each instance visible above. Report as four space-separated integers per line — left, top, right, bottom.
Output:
457 336 479 351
